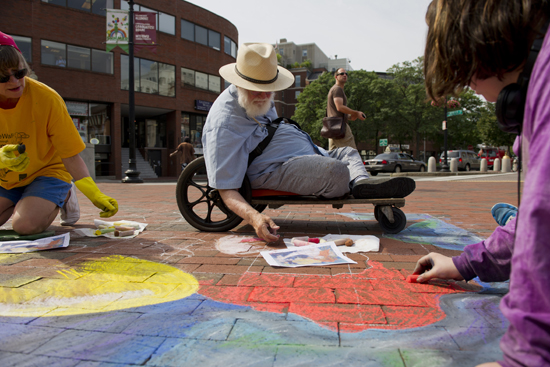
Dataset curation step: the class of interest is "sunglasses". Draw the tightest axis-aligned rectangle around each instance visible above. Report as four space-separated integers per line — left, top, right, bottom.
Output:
337 72 348 76
0 68 27 83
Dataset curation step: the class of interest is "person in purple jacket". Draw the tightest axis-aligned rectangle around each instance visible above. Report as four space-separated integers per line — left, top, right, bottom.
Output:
414 1 550 366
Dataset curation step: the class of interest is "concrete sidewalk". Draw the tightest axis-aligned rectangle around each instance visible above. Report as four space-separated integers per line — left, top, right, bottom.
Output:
0 179 516 366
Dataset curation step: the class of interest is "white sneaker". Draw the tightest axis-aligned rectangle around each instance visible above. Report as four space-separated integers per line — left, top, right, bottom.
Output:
60 183 80 226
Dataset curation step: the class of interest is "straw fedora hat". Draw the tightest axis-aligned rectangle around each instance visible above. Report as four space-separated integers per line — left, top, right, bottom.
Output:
219 43 294 92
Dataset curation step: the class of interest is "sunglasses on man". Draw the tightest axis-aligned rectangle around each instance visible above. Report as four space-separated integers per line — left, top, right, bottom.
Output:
337 72 348 76
0 68 27 83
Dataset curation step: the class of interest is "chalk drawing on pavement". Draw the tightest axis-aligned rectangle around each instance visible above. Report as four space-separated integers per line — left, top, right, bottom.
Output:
0 255 198 317
339 213 484 250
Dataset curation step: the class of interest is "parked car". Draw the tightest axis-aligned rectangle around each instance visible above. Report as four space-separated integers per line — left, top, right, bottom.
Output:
439 150 481 171
478 147 505 168
364 153 426 175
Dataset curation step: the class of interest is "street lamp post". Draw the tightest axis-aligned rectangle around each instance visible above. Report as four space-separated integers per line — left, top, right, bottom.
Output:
122 0 143 183
440 96 450 172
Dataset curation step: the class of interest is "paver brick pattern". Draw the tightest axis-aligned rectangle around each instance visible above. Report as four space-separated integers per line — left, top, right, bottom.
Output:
0 179 516 365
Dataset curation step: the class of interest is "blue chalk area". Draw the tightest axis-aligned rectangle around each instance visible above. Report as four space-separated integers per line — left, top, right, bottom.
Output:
385 214 485 251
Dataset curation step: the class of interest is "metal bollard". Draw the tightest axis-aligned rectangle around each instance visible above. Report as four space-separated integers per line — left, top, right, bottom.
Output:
480 158 488 172
493 158 501 172
450 158 458 172
502 156 511 172
428 156 436 172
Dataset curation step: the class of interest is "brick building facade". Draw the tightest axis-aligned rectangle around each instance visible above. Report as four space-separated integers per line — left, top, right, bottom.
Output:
1 0 238 179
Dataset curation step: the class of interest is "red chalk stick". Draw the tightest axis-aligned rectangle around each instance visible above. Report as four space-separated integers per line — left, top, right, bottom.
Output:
308 238 320 243
406 274 420 283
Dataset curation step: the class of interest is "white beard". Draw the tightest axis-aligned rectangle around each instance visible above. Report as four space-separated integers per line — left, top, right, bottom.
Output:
237 87 274 118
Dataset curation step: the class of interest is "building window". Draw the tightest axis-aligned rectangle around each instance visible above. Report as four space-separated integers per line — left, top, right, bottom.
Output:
302 49 307 57
195 25 208 46
182 67 221 93
209 75 221 93
11 35 32 63
224 36 237 58
181 68 195 87
121 55 175 97
42 0 113 15
182 20 221 51
158 11 175 35
41 40 66 67
181 20 194 42
195 71 208 90
91 49 113 74
295 75 301 88
120 2 175 35
295 91 300 99
224 79 231 90
279 48 284 56
159 63 175 97
208 30 220 50
67 45 90 70
140 58 158 94
91 0 111 16
42 40 113 73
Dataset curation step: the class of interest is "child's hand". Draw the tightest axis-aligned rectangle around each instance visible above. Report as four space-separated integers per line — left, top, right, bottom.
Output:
413 252 464 283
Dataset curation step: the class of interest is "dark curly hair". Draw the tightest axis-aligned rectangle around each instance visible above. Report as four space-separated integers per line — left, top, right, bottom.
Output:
424 0 550 100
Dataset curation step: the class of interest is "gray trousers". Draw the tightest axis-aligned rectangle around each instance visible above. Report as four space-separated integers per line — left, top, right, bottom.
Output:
250 147 369 198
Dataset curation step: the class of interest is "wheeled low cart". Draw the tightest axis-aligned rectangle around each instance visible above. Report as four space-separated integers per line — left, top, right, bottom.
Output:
176 157 408 234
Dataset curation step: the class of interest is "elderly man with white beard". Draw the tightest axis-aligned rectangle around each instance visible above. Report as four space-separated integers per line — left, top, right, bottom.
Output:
202 43 415 242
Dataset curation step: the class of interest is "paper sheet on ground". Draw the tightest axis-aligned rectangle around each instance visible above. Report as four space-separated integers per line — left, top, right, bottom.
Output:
262 242 356 267
74 219 147 239
0 232 70 253
321 234 380 253
284 234 379 253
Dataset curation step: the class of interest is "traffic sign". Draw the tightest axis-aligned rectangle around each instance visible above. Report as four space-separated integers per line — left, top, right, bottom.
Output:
379 139 388 147
447 109 463 117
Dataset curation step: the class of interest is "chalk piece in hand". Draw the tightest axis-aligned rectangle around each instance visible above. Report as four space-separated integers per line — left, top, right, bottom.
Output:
406 274 420 283
17 144 26 154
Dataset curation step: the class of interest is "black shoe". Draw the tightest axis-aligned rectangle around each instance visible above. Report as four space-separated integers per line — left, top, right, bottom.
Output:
351 177 415 199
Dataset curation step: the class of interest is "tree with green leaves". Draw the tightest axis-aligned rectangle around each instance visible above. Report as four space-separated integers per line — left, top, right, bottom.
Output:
476 102 516 154
293 57 488 158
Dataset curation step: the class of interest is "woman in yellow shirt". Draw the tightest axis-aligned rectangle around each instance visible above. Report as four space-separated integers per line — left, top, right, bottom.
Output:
0 32 118 235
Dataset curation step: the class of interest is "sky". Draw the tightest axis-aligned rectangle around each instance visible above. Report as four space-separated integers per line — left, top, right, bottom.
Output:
185 0 433 72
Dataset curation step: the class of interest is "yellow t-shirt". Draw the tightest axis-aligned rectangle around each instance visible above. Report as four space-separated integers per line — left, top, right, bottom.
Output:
0 77 86 189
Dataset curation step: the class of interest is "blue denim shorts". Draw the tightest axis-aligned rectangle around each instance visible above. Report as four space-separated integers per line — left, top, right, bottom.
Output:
0 176 72 208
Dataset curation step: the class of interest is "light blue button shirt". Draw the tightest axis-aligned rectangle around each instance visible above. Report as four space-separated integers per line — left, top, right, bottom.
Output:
202 85 326 189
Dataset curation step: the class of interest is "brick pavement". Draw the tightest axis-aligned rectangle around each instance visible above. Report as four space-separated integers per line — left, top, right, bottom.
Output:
0 178 516 366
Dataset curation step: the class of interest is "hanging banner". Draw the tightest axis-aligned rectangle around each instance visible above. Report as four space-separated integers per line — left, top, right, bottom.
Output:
134 11 157 53
106 9 129 53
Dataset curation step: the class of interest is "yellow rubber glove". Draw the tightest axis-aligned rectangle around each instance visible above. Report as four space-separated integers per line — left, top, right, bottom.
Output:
74 177 118 218
0 145 29 172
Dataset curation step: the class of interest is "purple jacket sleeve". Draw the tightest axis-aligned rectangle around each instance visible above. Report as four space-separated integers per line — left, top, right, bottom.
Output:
452 216 515 282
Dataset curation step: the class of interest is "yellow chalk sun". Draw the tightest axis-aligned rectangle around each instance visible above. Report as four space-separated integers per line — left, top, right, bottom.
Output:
0 255 199 317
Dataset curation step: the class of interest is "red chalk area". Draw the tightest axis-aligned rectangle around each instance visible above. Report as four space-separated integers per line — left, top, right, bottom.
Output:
197 261 482 333
407 274 420 283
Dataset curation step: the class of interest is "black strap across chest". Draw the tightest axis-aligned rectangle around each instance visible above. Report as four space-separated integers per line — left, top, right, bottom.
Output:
247 117 301 167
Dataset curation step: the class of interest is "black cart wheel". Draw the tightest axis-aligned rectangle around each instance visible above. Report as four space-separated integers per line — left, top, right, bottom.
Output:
374 205 382 221
378 207 407 234
176 157 244 232
176 157 266 232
